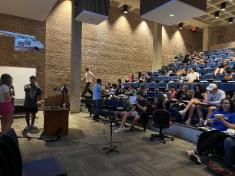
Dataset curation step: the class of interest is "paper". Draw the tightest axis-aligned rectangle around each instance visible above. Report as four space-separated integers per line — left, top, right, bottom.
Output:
129 96 137 105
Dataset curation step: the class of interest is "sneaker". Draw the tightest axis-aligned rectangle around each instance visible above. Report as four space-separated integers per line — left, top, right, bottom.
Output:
114 127 125 133
190 153 202 164
196 119 204 127
24 125 31 131
185 119 191 125
179 110 186 116
203 120 208 126
186 150 195 156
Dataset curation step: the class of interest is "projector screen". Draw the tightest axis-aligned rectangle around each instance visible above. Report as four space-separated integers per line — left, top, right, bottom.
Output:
0 66 36 99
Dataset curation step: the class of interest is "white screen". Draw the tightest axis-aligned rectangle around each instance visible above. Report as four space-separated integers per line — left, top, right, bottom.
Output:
0 66 36 99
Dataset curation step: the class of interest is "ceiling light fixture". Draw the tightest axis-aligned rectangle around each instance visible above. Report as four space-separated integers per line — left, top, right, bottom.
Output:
214 11 219 18
221 2 226 11
169 14 174 17
122 4 128 14
179 22 183 30
229 17 233 24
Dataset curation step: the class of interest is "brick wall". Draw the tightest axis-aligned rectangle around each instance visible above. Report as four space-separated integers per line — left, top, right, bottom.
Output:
81 6 154 84
162 26 203 66
0 13 45 96
209 24 235 50
45 0 72 97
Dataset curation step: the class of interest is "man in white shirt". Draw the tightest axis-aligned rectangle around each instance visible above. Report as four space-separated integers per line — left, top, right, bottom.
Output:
186 68 200 83
197 83 226 126
81 68 96 97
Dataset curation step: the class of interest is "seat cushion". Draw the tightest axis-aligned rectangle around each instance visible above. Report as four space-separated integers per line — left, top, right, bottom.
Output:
23 158 66 176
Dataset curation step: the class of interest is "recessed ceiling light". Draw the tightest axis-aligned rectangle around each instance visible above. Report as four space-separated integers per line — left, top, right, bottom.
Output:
178 22 183 30
221 2 226 11
169 14 174 17
122 4 128 14
215 11 219 18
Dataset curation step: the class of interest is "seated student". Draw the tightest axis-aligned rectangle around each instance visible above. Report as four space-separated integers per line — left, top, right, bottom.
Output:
126 73 134 82
207 137 235 176
175 85 192 101
167 86 177 101
197 83 226 126
224 70 233 81
165 85 177 110
179 84 208 125
145 72 152 82
116 79 124 95
105 82 112 95
186 68 200 83
224 137 235 169
114 92 147 132
187 98 235 164
214 60 228 76
182 52 191 64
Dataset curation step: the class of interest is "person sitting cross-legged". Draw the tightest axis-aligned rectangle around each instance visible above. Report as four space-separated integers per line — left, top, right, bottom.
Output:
179 84 208 125
114 92 147 132
197 83 225 126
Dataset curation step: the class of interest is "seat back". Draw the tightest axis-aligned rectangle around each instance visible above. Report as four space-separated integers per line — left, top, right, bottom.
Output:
152 109 171 129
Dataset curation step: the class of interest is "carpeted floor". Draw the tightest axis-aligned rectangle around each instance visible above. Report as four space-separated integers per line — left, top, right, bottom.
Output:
12 112 213 176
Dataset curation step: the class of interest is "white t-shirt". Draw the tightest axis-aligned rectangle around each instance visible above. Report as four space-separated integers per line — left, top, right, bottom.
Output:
187 72 200 83
0 84 10 103
85 71 94 83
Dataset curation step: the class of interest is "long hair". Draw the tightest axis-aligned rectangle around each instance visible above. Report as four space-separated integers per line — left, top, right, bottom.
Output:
194 84 206 94
219 98 234 112
0 74 12 87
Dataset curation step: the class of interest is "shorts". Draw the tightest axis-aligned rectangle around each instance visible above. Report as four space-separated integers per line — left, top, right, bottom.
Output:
0 101 14 116
130 111 139 118
24 106 38 113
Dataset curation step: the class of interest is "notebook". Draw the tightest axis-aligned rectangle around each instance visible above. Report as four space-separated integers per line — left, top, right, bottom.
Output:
129 96 137 105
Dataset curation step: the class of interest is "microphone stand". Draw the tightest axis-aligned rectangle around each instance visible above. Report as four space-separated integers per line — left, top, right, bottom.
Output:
102 114 119 154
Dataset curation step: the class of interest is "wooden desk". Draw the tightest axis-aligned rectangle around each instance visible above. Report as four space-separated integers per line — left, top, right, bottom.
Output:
43 108 69 136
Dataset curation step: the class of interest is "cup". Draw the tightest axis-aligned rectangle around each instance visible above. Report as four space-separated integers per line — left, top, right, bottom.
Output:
214 114 224 118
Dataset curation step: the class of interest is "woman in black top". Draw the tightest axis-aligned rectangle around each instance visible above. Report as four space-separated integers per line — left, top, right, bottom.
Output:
176 85 192 101
179 84 208 124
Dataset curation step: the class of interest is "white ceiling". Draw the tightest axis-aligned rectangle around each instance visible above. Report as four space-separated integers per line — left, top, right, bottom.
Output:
113 0 235 27
141 0 206 26
0 0 57 21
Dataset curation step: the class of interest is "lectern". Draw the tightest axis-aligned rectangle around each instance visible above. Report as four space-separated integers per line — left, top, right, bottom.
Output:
43 94 70 136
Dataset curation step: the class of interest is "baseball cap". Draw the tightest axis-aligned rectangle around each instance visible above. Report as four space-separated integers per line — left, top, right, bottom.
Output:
206 83 217 91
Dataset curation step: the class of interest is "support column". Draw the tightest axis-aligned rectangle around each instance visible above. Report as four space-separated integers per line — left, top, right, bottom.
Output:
203 26 209 51
152 23 162 71
70 0 82 113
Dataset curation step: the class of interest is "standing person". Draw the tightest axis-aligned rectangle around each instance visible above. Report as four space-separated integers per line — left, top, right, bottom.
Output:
81 68 96 98
0 74 14 133
23 76 42 131
93 79 103 121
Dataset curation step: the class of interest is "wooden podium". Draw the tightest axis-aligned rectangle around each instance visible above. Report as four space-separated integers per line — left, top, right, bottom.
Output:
43 94 70 136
